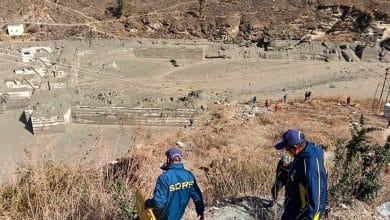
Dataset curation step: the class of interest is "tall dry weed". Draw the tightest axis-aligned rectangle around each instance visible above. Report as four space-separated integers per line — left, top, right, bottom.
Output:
0 126 163 220
202 152 275 203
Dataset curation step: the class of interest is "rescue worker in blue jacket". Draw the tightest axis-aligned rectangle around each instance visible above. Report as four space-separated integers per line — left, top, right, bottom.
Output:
275 129 327 220
145 147 205 220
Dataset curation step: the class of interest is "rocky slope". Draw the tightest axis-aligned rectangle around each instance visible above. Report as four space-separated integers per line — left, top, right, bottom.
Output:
0 0 389 43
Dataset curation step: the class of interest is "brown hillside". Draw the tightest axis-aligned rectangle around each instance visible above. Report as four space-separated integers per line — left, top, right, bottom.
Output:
0 0 389 41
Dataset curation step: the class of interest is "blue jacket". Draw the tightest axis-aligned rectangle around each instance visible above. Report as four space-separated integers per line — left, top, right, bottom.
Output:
145 163 204 220
282 143 327 220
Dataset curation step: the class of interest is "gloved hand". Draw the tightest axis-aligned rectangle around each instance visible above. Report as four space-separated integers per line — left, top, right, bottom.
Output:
268 200 276 208
145 199 154 208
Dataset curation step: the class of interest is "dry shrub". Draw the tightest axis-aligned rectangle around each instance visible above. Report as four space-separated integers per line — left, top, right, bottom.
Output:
209 104 235 125
372 171 390 206
190 131 229 151
0 161 125 220
126 144 166 198
257 114 275 125
327 200 382 220
309 132 336 150
0 126 164 220
203 153 274 203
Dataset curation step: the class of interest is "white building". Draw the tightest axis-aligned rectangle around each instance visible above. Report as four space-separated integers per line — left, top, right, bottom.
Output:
7 24 24 36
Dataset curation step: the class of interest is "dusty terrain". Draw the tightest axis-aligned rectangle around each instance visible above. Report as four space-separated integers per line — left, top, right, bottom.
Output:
0 39 388 175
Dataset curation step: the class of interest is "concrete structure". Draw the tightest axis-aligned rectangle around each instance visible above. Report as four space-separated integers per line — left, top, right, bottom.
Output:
134 47 205 61
72 106 196 126
6 88 30 99
7 24 24 36
1 97 29 111
53 70 66 78
21 47 52 63
30 115 66 134
14 66 46 78
48 80 68 90
24 108 72 134
361 45 380 62
5 80 30 89
24 77 42 89
14 67 35 76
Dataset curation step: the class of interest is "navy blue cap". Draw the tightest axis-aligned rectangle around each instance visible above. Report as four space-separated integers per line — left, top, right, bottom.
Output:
165 147 182 160
275 129 305 150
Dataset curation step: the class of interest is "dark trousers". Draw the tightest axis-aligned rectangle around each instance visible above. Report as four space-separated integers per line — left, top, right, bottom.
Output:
271 180 285 201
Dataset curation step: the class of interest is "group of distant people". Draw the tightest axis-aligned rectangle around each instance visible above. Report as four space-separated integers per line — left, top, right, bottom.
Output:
260 91 312 112
257 91 355 114
144 128 328 220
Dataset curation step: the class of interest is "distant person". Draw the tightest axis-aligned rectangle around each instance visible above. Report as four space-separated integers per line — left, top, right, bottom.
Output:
265 100 269 110
275 129 327 220
283 94 288 103
304 91 308 101
261 36 270 51
271 154 292 205
307 91 312 100
386 162 390 174
275 102 280 112
347 96 351 105
145 147 205 220
252 96 257 109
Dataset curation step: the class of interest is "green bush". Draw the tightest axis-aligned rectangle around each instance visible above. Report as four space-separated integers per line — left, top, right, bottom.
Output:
116 0 124 18
329 115 390 203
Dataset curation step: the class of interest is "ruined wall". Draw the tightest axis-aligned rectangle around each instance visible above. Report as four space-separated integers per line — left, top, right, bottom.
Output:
30 115 66 134
134 47 204 61
1 98 29 111
72 106 195 126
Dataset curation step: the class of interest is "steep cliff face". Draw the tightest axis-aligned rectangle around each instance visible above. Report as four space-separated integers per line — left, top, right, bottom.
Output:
0 0 389 42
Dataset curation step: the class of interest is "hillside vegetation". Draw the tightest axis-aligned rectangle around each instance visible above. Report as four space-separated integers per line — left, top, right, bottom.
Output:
0 97 389 219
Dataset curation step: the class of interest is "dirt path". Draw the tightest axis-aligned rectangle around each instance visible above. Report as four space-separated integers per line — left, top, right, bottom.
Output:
43 0 98 22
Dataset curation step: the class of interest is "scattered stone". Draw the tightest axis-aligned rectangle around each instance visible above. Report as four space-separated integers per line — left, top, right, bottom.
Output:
340 203 348 210
377 201 390 218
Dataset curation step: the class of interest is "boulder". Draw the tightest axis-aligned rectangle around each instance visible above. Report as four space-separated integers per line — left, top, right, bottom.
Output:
376 201 390 218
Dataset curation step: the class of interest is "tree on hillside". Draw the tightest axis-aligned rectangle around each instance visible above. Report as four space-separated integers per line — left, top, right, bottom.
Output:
116 0 124 18
329 114 390 204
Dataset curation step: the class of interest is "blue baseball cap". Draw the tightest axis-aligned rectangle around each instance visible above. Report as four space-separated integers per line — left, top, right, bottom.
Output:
165 147 182 160
275 129 305 150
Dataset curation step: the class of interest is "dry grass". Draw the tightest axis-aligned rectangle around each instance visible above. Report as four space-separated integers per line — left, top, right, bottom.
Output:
0 97 388 219
0 161 125 219
0 128 162 220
